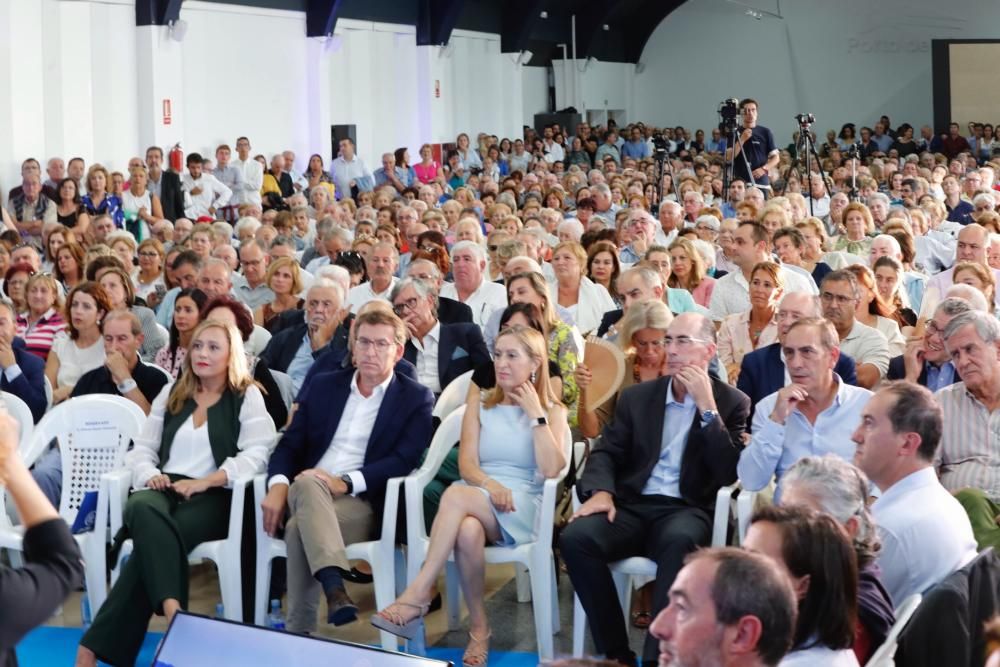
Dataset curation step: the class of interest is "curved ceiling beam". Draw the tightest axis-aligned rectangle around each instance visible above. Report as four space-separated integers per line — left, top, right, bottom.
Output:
416 0 468 46
306 0 346 38
501 0 547 53
623 0 686 63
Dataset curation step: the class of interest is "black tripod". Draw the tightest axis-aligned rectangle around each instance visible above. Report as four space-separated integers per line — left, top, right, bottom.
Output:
723 124 758 195
796 120 829 217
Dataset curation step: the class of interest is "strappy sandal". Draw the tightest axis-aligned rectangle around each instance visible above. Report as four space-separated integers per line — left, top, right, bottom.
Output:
462 629 491 667
370 600 430 640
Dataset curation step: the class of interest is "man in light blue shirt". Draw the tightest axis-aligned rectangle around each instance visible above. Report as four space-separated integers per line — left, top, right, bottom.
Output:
738 317 872 501
621 127 650 160
330 138 374 198
853 382 977 603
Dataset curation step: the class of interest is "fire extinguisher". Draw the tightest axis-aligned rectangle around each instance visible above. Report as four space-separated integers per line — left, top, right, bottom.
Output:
169 143 184 173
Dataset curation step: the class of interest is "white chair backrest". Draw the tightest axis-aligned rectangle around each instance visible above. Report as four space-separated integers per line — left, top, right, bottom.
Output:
866 593 922 667
269 369 295 411
154 323 170 346
43 375 53 411
433 370 473 420
247 325 272 357
411 405 466 541
1 391 34 461
35 395 147 520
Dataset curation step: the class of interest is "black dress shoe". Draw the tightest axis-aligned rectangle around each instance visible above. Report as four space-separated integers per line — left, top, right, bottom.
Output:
326 587 359 626
339 566 374 584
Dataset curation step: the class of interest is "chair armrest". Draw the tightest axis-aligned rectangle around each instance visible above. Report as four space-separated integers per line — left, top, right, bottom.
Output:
535 465 570 550
225 472 254 544
712 482 740 547
105 468 133 538
377 477 405 549
252 474 267 532
403 473 431 550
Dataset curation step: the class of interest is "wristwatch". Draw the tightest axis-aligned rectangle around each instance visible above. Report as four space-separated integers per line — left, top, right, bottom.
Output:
533 415 549 427
700 409 718 424
116 378 138 394
340 474 354 495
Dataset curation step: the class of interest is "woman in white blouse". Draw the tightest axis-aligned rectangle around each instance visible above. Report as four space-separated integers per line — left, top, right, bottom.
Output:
76 320 275 667
121 166 162 240
46 282 111 404
551 240 616 336
717 261 783 383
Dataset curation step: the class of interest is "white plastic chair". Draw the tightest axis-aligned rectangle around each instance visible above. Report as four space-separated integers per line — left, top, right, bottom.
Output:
404 405 570 660
1 391 34 458
43 375 53 412
108 467 254 622
251 471 407 650
268 369 295 412
865 593 922 667
247 325 272 357
432 370 473 421
570 482 741 657
0 395 145 615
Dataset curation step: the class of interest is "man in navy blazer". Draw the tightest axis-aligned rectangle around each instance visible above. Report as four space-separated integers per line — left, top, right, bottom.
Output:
392 278 490 395
561 313 750 666
737 293 857 422
0 301 46 422
261 309 433 633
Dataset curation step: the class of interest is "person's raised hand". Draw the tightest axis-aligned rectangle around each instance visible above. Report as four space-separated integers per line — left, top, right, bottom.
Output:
770 384 809 425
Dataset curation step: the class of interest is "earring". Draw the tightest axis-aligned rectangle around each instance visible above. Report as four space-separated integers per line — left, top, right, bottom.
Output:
530 370 537 383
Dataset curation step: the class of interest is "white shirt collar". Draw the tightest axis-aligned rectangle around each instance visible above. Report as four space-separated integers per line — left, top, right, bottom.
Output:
350 369 393 398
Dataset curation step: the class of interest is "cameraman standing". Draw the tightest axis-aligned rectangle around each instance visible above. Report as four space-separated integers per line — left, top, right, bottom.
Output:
726 98 779 195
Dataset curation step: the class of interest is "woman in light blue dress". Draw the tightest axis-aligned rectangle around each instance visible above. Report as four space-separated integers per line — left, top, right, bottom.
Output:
373 325 568 667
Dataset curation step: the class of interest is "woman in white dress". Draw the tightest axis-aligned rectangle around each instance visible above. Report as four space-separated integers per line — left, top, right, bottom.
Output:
120 166 162 240
551 240 615 337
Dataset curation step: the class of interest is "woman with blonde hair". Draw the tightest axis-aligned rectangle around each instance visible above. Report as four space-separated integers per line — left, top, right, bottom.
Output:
717 261 782 382
374 325 568 667
667 237 715 307
76 320 275 667
551 240 616 336
15 272 66 360
81 163 124 228
576 299 673 439
254 256 305 330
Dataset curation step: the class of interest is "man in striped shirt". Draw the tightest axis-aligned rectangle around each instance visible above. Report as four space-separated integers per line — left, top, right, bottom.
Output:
937 309 1000 550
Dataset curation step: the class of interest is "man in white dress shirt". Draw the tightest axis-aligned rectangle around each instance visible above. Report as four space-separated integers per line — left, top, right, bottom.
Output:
231 136 264 207
182 153 232 220
439 241 508 330
852 382 977 604
346 242 399 313
708 221 817 322
330 138 374 198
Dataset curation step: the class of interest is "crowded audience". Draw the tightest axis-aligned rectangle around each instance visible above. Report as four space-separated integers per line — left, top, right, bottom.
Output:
3 111 1000 666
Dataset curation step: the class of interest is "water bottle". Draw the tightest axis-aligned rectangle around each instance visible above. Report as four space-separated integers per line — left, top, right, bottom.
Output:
215 602 225 619
80 594 92 630
267 599 285 630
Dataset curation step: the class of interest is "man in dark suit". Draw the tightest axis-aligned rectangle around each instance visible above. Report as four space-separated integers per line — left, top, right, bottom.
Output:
260 309 433 633
561 312 750 667
145 146 187 222
887 296 967 391
259 280 348 394
405 257 474 325
392 278 489 396
0 300 46 422
738 292 857 420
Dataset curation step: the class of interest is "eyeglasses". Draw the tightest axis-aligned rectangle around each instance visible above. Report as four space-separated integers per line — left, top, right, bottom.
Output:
663 335 710 349
355 337 395 352
925 321 944 337
138 251 160 258
820 291 856 305
392 297 419 316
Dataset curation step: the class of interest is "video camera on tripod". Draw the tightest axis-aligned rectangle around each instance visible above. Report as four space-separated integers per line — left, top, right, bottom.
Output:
795 113 816 128
718 98 741 133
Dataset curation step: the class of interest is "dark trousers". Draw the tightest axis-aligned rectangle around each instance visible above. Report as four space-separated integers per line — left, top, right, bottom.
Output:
560 494 712 664
81 483 231 666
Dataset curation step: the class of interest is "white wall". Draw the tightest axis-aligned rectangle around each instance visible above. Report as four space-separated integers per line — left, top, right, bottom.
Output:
552 59 637 123
0 0 534 194
635 0 1000 140
521 66 549 121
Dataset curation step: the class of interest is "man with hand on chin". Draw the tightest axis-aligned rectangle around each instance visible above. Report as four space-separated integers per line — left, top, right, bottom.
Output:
738 317 872 502
887 297 968 390
560 312 749 667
